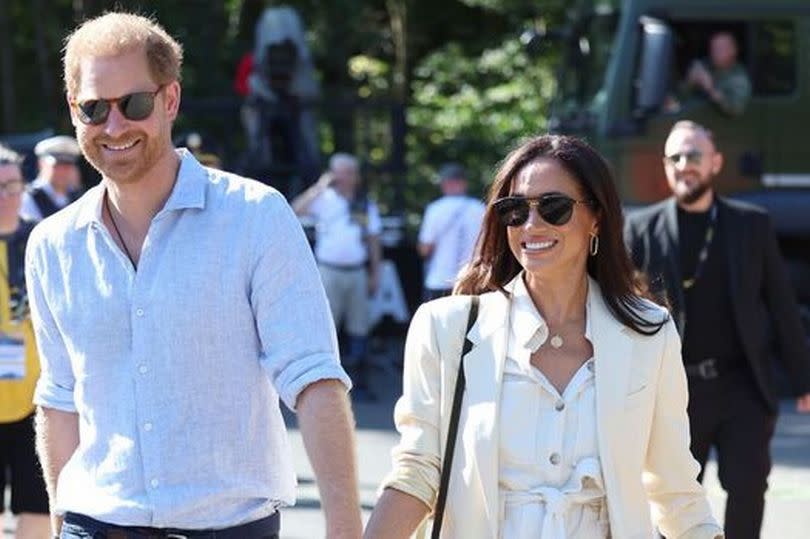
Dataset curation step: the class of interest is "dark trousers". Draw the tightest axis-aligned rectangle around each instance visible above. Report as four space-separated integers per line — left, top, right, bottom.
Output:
61 511 280 539
687 368 777 539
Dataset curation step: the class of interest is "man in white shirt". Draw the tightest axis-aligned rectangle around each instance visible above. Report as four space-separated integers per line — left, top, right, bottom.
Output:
20 136 82 221
29 13 361 539
292 153 383 401
418 163 485 301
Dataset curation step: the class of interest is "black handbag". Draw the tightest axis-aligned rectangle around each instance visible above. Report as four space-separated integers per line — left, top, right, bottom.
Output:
431 295 480 539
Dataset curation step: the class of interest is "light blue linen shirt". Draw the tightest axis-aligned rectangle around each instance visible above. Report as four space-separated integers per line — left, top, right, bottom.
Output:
26 150 351 529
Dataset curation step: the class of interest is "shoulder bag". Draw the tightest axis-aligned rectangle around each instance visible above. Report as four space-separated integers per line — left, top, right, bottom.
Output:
431 295 480 538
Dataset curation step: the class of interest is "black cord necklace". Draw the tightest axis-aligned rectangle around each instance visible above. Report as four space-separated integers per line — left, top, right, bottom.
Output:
104 192 137 270
682 201 717 290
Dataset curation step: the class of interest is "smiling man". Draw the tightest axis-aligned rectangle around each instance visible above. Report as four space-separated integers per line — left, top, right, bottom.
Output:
26 12 361 539
624 120 810 538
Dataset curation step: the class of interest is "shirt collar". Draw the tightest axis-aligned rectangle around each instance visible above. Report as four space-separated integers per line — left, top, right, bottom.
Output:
74 149 207 229
508 272 594 354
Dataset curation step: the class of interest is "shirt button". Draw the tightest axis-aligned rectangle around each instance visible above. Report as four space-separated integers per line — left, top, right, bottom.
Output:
138 365 148 374
143 422 153 432
554 400 565 412
587 361 595 373
136 308 145 317
150 478 159 488
549 452 561 466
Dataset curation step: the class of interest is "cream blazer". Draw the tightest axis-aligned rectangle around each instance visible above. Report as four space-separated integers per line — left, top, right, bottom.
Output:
383 279 723 539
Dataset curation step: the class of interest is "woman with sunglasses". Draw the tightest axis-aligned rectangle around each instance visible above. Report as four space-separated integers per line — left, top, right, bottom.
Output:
365 135 722 538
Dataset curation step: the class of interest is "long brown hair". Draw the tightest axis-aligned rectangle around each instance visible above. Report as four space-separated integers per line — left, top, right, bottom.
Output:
455 134 664 335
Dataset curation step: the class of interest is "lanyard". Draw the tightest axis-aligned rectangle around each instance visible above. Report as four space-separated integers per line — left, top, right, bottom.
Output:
682 202 718 290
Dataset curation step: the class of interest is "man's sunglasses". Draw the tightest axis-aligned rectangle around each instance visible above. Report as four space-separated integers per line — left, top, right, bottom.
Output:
664 150 703 166
71 86 164 125
493 193 594 227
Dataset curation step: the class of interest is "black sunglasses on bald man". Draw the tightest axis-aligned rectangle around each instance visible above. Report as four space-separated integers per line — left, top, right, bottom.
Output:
71 86 164 126
493 193 594 227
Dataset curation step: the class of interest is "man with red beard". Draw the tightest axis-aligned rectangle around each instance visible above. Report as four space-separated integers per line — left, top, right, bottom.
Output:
624 120 810 538
25 12 361 539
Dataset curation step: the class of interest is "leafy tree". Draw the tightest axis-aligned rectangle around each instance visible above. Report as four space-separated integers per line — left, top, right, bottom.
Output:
0 0 570 225
405 36 556 218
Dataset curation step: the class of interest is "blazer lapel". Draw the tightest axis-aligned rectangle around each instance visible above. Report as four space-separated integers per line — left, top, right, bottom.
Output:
659 198 686 331
460 290 509 538
589 282 634 539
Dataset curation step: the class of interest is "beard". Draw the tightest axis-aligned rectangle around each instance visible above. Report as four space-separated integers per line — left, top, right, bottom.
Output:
673 173 713 205
78 124 171 186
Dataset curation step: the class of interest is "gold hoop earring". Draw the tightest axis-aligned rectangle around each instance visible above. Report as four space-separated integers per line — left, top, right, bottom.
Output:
589 233 599 256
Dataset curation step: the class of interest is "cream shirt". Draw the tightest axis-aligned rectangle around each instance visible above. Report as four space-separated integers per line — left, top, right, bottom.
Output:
498 276 608 538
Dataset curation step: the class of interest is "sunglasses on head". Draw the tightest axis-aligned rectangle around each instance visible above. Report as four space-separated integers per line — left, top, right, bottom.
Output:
664 150 703 166
493 193 594 227
71 86 164 125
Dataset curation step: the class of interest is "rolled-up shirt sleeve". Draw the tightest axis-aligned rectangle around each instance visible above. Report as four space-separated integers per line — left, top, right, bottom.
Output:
251 194 351 410
380 302 443 509
26 237 76 412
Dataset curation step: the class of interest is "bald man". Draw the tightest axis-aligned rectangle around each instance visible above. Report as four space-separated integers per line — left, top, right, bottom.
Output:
624 120 810 538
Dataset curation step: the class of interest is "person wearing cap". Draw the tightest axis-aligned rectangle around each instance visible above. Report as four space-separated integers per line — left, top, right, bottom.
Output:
417 162 485 301
20 136 83 221
0 143 51 539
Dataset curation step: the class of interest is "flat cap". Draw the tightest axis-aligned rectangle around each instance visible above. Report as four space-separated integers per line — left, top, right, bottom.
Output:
34 136 81 164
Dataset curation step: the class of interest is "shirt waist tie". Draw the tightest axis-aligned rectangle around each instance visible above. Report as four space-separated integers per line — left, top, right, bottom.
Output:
500 457 605 539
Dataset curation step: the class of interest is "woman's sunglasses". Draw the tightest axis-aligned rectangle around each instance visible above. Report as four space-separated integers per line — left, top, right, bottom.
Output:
71 86 164 125
493 193 594 227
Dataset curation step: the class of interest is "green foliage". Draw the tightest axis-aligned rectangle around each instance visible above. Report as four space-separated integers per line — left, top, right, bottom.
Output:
406 37 555 213
1 0 566 228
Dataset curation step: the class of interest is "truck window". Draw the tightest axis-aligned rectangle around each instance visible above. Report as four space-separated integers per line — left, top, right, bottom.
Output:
750 21 796 96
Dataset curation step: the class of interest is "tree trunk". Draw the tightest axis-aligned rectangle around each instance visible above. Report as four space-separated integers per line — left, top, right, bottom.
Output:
33 0 57 125
386 0 409 101
0 0 15 132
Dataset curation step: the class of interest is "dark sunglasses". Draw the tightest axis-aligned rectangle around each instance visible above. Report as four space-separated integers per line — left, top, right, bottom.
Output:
493 193 593 227
71 86 164 125
664 150 703 166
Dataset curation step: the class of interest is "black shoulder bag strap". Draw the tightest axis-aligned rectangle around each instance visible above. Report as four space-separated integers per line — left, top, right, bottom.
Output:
31 187 60 219
431 295 479 539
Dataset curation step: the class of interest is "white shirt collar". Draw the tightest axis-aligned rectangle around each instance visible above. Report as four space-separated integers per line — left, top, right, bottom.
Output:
507 272 594 356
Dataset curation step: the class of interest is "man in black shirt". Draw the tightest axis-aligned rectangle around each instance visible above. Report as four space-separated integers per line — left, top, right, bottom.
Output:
624 120 810 538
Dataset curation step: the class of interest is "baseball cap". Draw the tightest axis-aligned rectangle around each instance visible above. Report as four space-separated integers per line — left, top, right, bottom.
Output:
437 162 467 182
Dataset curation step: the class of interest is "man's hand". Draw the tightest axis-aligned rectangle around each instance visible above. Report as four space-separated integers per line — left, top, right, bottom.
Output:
687 62 713 91
316 171 334 190
797 393 810 413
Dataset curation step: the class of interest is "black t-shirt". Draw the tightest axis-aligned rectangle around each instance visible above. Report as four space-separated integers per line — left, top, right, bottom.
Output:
0 219 37 323
677 206 744 367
